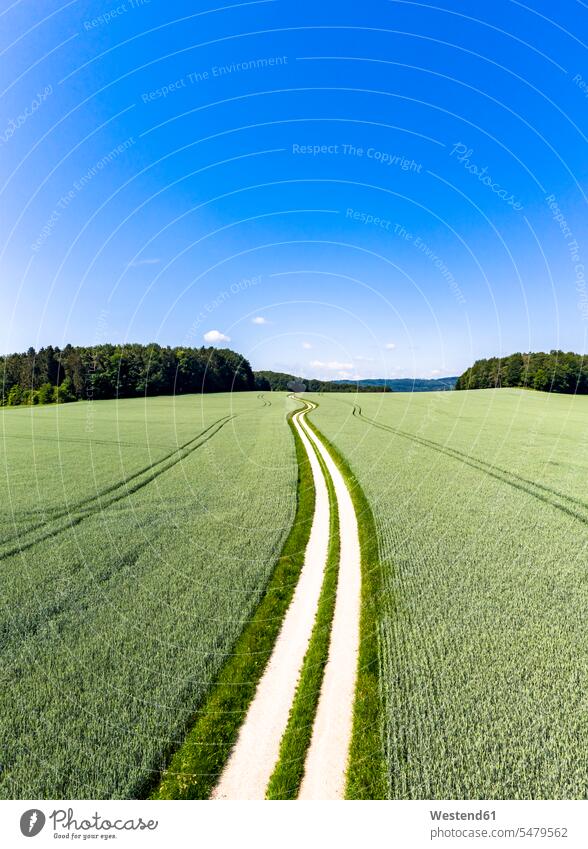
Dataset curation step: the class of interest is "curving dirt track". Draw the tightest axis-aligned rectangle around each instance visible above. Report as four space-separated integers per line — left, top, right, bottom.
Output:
211 400 330 799
211 398 361 800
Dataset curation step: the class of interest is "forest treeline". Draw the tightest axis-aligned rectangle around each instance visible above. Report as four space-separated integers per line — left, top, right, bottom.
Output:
0 343 255 406
456 351 588 393
0 344 391 407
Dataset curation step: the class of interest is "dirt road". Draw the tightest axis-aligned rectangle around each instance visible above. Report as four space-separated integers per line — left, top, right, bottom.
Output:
212 398 361 800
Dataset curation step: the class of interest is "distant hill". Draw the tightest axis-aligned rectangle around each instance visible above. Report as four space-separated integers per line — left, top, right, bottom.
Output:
254 370 391 393
337 377 458 392
254 370 457 393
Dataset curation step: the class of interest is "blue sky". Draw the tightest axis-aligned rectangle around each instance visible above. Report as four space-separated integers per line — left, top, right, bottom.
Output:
1 0 587 378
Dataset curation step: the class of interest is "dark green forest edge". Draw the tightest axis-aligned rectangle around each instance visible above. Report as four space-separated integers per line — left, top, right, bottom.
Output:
0 345 389 407
5 344 584 407
456 350 588 393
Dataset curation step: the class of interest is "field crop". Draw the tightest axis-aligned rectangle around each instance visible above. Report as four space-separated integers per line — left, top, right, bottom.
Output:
310 388 588 798
0 392 298 799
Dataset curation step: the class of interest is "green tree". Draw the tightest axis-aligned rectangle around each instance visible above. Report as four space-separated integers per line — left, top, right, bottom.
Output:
54 377 76 403
7 384 23 406
21 388 38 405
504 353 524 387
37 382 54 405
533 369 549 391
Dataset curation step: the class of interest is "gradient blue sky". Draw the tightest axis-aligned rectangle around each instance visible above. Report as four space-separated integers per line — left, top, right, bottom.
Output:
1 0 587 378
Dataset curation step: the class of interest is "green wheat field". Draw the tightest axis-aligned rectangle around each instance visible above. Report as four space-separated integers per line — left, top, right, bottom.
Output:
2 388 588 798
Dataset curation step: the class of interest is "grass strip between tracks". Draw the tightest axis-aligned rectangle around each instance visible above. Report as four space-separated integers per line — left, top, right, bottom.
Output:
149 402 315 800
304 408 388 800
266 422 340 799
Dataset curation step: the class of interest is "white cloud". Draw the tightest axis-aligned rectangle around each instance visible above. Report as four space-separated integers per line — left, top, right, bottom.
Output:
430 369 442 376
251 316 268 325
302 341 313 349
354 355 374 362
384 342 396 350
310 359 354 371
203 329 231 344
126 258 160 268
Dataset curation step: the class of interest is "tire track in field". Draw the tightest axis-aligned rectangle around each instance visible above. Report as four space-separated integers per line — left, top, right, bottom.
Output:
4 415 232 535
352 403 588 527
0 415 234 563
10 394 270 525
